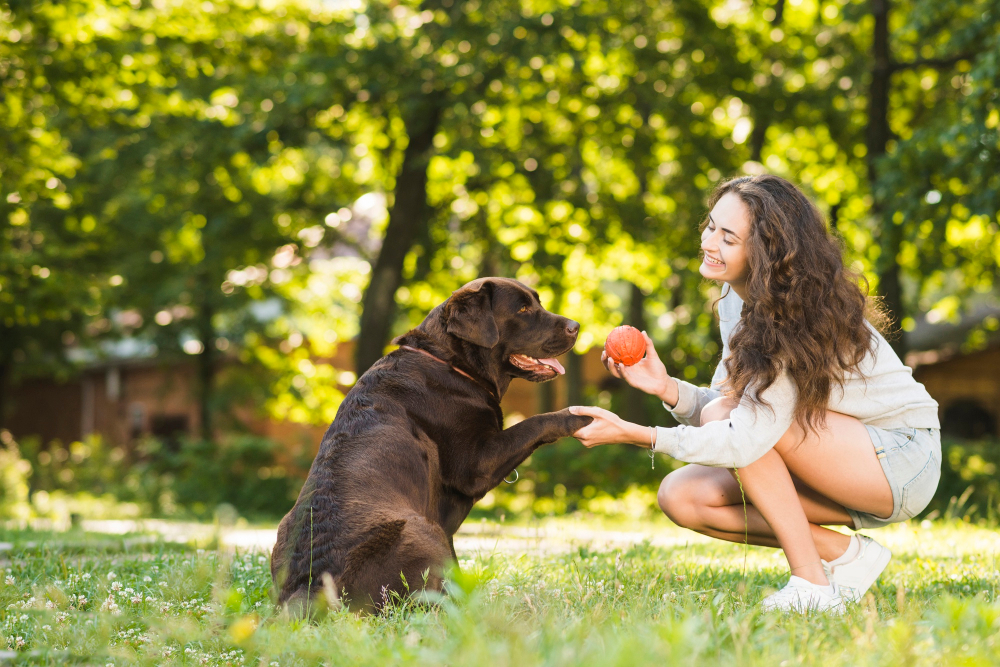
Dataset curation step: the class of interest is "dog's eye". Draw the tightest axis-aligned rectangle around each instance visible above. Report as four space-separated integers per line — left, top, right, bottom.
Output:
518 305 530 314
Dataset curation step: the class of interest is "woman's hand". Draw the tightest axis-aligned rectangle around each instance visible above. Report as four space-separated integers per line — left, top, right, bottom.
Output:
568 406 651 448
602 330 679 407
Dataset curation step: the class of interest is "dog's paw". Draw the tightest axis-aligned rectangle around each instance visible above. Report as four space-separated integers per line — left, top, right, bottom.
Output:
553 408 594 434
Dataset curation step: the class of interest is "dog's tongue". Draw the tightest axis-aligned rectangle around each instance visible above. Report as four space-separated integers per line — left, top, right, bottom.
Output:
538 358 565 375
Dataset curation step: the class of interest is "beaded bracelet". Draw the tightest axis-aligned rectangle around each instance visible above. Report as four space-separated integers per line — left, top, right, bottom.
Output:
648 426 656 469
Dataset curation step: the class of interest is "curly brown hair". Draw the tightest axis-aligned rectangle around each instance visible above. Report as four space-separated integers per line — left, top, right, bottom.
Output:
708 175 889 435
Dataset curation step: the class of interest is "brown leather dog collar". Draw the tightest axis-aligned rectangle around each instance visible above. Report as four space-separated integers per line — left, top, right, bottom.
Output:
398 345 499 403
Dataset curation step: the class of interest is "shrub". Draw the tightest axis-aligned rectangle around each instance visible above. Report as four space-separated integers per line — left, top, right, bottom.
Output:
926 437 1000 523
13 430 303 522
0 430 32 520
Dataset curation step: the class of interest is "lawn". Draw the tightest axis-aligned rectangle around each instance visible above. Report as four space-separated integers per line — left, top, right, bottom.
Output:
3 515 1000 665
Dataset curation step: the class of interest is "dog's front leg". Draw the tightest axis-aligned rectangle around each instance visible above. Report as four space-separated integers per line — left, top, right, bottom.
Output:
451 409 592 498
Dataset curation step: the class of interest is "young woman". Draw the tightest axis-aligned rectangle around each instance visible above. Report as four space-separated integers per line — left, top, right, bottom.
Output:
570 175 941 613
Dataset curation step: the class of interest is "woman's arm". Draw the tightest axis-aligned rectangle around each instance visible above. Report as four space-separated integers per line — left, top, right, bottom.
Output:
569 406 655 449
666 363 727 425
572 371 797 469
605 334 726 426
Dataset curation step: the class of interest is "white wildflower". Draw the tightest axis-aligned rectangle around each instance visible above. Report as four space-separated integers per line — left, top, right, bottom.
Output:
100 595 120 615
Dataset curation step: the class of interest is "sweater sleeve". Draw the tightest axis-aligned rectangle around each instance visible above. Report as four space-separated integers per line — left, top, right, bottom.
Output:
663 360 728 426
663 287 740 426
653 371 797 468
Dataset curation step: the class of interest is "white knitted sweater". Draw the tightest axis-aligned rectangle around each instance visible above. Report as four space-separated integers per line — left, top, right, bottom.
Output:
652 287 940 468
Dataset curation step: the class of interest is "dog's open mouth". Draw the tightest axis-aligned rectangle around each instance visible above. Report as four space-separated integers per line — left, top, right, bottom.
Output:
509 354 566 377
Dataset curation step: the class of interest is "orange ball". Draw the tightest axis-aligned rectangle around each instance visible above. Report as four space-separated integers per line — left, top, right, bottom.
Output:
604 325 646 366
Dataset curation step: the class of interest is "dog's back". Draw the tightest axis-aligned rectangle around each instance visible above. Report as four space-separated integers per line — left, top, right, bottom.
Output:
271 351 457 612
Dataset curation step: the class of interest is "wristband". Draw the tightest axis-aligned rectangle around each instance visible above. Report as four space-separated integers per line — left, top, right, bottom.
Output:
648 426 656 469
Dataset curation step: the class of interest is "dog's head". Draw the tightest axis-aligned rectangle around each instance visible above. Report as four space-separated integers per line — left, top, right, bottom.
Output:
443 277 579 382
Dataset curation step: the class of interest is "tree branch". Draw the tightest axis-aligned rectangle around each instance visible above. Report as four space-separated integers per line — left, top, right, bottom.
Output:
891 54 973 73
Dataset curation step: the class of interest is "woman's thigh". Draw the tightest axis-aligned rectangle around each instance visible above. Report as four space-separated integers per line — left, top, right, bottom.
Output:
774 411 893 518
661 463 854 526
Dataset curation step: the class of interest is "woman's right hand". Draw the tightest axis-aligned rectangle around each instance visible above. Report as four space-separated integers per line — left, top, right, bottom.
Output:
602 330 679 407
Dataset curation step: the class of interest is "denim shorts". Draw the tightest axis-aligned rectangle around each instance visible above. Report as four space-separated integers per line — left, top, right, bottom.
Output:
846 426 942 529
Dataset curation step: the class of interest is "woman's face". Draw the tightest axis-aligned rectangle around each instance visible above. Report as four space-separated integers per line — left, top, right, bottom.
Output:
699 192 751 290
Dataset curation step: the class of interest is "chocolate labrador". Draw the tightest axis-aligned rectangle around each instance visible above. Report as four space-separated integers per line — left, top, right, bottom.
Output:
270 277 592 612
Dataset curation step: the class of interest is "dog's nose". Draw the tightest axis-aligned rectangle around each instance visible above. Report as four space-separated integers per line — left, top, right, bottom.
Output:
565 321 580 336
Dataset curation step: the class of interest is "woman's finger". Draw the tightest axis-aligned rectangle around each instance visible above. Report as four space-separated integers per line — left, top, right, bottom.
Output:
568 405 610 419
642 330 656 354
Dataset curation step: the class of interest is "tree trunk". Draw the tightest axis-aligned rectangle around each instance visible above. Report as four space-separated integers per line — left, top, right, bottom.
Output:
197 302 216 442
867 0 905 355
0 326 12 431
622 283 649 426
537 379 556 415
355 97 443 375
0 355 10 432
750 117 769 163
565 351 584 408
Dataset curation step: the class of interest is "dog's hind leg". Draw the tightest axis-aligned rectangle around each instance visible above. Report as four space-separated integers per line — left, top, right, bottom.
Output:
340 515 452 613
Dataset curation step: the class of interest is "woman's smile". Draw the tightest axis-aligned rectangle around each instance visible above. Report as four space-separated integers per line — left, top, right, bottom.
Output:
703 252 725 267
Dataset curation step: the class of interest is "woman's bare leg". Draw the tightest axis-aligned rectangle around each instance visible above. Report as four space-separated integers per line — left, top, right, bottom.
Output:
659 463 854 558
658 397 892 586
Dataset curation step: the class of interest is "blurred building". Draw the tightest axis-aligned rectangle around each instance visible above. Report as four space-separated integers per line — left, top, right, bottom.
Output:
9 316 1000 457
906 302 1000 441
4 342 615 459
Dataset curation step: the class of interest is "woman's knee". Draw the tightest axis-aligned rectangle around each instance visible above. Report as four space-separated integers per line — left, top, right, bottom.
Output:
657 469 703 528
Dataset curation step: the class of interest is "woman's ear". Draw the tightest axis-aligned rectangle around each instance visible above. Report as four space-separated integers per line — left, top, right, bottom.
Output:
445 282 499 348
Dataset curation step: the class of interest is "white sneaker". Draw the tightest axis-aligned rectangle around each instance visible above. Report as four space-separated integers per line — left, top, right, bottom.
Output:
760 576 846 614
822 535 892 603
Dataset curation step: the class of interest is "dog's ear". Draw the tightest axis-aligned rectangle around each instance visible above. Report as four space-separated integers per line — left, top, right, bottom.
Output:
445 282 499 348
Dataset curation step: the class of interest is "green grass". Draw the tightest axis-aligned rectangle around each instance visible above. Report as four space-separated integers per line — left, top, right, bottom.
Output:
3 518 1000 665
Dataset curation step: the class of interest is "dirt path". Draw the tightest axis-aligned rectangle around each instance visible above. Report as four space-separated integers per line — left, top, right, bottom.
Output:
61 517 710 557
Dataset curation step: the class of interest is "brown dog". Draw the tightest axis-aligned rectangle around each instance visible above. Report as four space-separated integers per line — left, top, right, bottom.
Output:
270 277 592 612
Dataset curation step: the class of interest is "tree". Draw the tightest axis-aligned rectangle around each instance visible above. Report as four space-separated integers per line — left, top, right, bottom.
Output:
63 0 360 438
0 0 129 426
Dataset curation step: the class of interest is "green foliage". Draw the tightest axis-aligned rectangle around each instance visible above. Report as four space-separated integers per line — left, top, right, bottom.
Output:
879 0 1000 341
2 0 997 436
928 437 1000 523
0 430 31 519
11 428 301 521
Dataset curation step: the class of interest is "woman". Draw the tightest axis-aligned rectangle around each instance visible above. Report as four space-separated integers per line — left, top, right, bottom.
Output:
570 175 941 613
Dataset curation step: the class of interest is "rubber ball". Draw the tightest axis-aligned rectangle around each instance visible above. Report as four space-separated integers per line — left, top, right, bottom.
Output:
604 325 646 366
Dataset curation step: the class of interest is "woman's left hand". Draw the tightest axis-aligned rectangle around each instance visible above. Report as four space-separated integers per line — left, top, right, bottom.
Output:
569 406 648 448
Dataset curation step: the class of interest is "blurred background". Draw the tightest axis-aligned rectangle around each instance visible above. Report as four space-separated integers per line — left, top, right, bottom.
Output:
2 0 999 526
